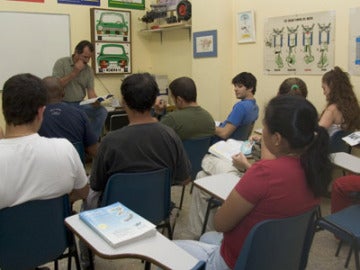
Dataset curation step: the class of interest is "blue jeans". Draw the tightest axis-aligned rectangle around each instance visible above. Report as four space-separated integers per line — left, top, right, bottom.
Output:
65 102 107 140
174 232 230 270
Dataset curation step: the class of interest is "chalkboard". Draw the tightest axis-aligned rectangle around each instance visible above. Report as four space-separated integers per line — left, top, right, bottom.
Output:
0 11 71 90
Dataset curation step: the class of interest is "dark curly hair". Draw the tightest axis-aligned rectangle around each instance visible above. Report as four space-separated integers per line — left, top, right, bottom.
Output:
321 66 360 131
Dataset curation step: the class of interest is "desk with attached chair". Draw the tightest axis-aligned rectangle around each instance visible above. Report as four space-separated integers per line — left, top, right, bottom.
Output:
65 213 205 270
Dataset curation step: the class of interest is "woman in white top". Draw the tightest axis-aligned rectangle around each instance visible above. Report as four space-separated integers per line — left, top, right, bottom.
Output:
319 66 360 136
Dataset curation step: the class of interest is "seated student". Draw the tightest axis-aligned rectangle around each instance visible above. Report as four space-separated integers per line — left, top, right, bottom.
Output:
175 95 332 269
233 77 308 170
0 73 89 209
187 77 309 238
38 76 98 158
319 66 360 138
331 175 360 213
157 76 215 140
278 77 308 97
213 72 259 143
80 73 191 268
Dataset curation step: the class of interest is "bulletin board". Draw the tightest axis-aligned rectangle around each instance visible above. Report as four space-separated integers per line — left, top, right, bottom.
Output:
0 11 71 90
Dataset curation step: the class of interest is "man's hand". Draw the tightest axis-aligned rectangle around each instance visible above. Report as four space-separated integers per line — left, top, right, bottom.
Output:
154 97 167 114
74 59 86 73
92 100 101 107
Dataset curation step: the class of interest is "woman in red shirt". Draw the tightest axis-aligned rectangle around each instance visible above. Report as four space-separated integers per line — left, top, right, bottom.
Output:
176 95 332 269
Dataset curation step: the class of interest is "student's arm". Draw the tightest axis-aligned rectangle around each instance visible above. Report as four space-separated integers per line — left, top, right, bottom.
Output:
215 123 237 139
319 105 337 129
214 189 254 232
232 153 252 171
69 184 89 203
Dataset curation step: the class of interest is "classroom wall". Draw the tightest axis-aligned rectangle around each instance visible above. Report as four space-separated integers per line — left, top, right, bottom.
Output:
145 0 360 130
1 0 360 133
233 0 360 130
0 1 150 128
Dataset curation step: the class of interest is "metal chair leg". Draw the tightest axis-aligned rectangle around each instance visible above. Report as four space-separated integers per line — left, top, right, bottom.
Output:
190 182 194 194
336 240 344 257
88 248 95 270
354 244 360 270
201 198 213 235
179 185 186 210
144 261 151 270
345 246 352 268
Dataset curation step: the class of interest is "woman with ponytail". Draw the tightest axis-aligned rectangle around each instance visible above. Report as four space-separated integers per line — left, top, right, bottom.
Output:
175 95 332 270
278 77 308 98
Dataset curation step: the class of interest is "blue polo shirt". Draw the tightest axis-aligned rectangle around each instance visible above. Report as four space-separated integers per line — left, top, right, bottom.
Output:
220 99 259 128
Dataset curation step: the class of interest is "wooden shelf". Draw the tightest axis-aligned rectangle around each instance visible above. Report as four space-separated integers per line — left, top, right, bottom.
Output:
140 23 191 43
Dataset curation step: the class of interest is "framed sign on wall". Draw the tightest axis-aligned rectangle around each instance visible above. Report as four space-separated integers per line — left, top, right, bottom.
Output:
237 10 256 44
91 8 132 75
193 30 218 58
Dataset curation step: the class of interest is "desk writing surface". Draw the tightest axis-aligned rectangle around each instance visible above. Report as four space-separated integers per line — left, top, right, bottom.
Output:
194 173 240 201
330 152 360 174
65 215 199 270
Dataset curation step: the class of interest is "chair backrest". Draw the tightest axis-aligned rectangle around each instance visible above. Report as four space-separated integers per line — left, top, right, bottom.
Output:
101 168 171 225
231 122 255 141
72 141 85 165
0 195 71 270
234 206 318 270
109 112 129 131
329 130 352 154
182 136 212 180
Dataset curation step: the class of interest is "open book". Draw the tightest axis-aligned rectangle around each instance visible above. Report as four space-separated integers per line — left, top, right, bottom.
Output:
79 202 156 248
79 94 113 105
342 131 360 146
209 139 254 163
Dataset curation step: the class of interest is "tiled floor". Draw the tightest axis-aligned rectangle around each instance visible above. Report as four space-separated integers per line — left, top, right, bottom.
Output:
43 172 357 270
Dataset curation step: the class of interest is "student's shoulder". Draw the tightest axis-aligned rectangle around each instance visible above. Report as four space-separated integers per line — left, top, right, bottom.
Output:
326 103 340 112
157 122 182 139
63 102 88 116
38 135 74 150
54 56 71 65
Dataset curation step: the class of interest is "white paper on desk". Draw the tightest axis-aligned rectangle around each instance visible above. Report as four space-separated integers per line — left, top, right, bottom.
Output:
209 139 254 163
342 131 360 146
80 94 114 106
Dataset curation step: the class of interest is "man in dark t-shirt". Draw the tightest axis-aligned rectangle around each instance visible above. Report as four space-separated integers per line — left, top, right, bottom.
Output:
38 76 98 158
88 73 191 204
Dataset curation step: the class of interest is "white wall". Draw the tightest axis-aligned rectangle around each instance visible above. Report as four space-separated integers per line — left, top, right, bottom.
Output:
233 0 360 130
0 1 152 128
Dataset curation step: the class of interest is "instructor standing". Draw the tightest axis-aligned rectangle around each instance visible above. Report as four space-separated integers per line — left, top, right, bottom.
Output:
53 40 107 140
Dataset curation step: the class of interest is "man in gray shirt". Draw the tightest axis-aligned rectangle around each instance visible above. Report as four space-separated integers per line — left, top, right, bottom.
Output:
53 40 107 140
